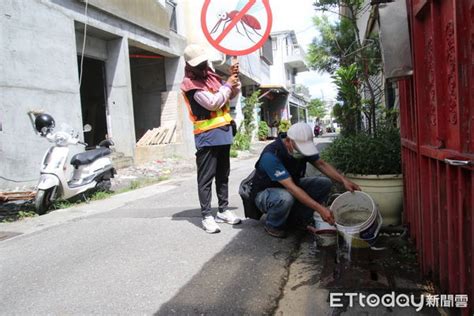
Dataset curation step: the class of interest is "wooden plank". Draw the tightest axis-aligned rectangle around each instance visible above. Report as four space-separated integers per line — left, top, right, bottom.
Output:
138 128 157 146
156 128 168 144
0 191 36 202
164 124 176 144
137 129 152 146
150 127 164 145
136 122 178 146
148 128 161 145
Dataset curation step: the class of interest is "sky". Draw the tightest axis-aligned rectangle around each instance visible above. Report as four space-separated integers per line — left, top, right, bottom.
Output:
269 0 338 101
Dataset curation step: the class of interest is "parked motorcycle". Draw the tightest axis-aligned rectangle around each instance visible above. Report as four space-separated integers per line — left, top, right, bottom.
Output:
28 112 116 214
314 125 322 137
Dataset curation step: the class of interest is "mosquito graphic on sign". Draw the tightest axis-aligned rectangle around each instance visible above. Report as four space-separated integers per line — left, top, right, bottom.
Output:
201 0 273 56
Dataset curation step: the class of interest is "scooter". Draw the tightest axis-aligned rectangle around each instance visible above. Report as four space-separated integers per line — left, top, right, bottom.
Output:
28 112 116 214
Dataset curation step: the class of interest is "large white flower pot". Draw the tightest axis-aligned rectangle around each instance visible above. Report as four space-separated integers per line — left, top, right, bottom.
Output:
345 174 403 226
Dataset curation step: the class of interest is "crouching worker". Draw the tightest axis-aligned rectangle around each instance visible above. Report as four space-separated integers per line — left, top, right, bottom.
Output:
248 122 360 238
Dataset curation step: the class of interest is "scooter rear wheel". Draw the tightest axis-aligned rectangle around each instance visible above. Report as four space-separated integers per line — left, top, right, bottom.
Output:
35 188 54 215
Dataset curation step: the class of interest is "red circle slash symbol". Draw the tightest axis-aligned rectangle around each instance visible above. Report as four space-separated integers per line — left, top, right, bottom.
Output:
201 0 273 56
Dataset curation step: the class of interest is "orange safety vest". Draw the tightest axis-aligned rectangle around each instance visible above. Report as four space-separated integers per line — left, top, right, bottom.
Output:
182 92 233 135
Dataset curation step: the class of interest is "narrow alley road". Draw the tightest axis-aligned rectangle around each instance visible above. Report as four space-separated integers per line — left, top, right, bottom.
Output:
0 156 300 315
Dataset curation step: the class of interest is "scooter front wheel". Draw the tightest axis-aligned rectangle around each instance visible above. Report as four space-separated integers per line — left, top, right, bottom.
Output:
35 188 54 215
96 179 112 192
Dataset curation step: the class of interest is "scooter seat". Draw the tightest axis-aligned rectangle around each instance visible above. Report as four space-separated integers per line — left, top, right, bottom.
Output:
71 148 111 167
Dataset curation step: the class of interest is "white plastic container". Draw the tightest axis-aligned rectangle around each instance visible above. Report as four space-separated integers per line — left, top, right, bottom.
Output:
330 191 383 248
313 213 337 247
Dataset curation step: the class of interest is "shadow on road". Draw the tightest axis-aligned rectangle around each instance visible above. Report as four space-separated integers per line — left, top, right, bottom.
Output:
171 207 240 230
155 217 303 315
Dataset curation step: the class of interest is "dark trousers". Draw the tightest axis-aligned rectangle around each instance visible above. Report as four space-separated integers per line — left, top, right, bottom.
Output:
196 145 230 217
255 177 333 229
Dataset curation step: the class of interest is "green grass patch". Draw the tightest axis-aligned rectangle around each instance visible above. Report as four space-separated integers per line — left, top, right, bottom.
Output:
17 210 38 220
90 191 114 201
1 206 38 223
53 200 76 209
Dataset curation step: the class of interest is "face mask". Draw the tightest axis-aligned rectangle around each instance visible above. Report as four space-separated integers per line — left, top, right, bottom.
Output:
291 149 304 159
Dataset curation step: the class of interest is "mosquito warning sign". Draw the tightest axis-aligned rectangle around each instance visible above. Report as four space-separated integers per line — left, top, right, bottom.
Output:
201 0 273 56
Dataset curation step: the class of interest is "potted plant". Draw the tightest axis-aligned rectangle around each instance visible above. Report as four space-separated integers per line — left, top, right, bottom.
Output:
321 127 403 226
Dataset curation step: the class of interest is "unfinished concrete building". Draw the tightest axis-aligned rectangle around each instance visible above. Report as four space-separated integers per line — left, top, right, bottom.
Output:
0 0 188 189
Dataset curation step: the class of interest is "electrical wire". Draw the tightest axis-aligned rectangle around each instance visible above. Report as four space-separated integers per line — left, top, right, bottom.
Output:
0 176 37 183
78 0 89 88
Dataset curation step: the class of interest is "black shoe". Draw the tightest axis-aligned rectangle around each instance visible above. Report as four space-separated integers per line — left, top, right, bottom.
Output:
264 224 287 238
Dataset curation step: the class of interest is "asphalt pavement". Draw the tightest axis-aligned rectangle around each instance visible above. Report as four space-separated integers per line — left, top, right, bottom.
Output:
1 136 438 315
0 153 301 315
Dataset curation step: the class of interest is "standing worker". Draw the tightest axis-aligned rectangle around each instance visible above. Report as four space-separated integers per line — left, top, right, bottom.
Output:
181 44 241 233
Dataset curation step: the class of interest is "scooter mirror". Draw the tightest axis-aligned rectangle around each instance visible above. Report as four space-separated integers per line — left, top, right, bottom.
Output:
83 124 92 132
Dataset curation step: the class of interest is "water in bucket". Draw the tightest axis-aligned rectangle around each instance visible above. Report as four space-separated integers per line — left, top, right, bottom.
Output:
337 209 372 226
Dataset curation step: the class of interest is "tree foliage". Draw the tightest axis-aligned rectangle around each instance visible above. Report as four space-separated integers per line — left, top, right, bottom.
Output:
331 64 361 135
294 84 311 97
307 98 327 118
308 0 384 136
307 15 356 73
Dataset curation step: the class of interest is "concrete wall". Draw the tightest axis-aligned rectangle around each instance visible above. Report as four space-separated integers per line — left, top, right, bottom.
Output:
0 0 84 189
270 33 305 87
75 32 108 60
270 34 291 86
0 0 186 189
105 38 136 158
84 0 170 36
164 57 185 92
131 57 167 141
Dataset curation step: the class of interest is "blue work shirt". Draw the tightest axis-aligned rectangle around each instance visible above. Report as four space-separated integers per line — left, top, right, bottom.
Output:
257 151 320 181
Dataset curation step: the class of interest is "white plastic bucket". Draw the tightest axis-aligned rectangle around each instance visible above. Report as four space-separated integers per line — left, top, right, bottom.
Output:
313 213 337 247
330 191 382 248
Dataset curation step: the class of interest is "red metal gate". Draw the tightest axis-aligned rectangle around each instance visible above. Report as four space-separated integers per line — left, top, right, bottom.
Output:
399 0 474 311
399 0 474 312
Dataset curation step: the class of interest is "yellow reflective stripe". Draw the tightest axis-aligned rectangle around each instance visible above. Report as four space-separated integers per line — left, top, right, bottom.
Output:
193 113 233 134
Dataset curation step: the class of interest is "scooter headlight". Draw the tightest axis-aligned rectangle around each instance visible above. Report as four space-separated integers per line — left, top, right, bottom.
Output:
54 132 68 146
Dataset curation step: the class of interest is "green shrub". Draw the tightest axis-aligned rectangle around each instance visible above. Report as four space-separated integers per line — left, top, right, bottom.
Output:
278 119 291 133
321 127 401 175
258 121 269 140
242 91 260 136
230 149 238 158
232 131 251 151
